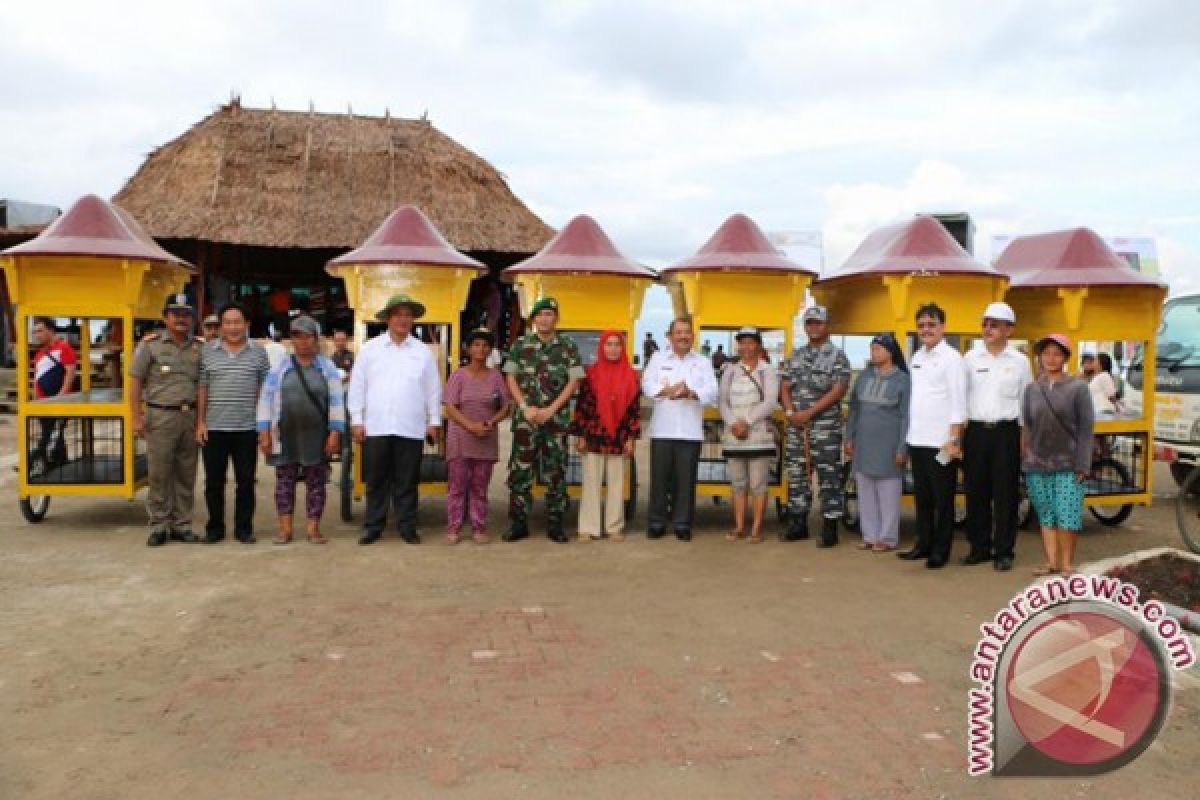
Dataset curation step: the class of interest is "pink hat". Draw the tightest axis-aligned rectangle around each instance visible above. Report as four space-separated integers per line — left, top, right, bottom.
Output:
1035 333 1072 356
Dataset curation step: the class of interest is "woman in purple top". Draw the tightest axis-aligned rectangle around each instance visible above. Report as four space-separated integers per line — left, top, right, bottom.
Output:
443 328 511 544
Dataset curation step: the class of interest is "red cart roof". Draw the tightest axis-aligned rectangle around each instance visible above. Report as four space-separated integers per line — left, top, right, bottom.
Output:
663 213 816 274
1 194 190 268
820 215 1000 283
504 214 654 278
994 227 1165 288
327 205 484 271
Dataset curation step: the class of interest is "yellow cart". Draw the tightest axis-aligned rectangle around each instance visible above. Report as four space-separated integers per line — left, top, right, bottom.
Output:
0 195 193 522
503 214 656 517
661 213 816 520
812 215 1010 528
326 205 485 520
995 227 1166 526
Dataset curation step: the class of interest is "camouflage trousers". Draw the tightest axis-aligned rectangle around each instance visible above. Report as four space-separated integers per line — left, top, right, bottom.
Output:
785 419 844 519
507 420 569 521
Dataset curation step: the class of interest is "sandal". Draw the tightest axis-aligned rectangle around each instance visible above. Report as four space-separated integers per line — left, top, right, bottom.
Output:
272 532 293 546
747 532 763 544
1032 564 1059 576
307 532 328 545
857 542 873 550
872 543 895 553
472 531 490 544
726 530 745 542
447 532 461 545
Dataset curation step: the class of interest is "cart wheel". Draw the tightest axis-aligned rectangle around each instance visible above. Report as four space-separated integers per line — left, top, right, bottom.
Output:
20 495 50 523
1170 461 1194 488
840 463 860 533
775 497 788 523
339 446 354 523
1176 466 1200 554
1088 457 1134 527
623 457 638 520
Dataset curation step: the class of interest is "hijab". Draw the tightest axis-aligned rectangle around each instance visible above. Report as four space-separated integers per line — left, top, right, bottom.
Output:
871 332 908 373
587 330 639 438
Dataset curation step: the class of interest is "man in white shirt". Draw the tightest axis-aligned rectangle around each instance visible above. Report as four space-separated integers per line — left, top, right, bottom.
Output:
962 302 1033 572
641 317 719 540
347 293 442 545
901 303 967 569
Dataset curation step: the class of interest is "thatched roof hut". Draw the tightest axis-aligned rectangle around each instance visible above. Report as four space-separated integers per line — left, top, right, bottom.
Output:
112 99 552 337
114 100 551 253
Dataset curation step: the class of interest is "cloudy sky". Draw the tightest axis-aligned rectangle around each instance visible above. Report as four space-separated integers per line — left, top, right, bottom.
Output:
3 0 1197 328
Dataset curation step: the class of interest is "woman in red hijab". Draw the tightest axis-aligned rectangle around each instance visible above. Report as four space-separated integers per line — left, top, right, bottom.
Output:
570 330 642 540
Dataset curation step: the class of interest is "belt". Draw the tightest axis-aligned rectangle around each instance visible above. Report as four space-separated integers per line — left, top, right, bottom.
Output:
969 418 1018 429
147 401 195 412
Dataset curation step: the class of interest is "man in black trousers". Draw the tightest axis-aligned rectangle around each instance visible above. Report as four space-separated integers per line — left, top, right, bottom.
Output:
900 303 967 569
346 294 442 545
961 302 1032 571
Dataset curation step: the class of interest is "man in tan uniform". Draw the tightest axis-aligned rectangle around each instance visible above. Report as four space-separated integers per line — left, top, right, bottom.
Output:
130 293 204 547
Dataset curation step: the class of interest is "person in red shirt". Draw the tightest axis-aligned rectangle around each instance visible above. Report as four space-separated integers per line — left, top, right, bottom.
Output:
31 317 78 466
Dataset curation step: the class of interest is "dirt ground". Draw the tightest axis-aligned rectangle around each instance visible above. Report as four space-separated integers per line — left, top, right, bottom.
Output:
1 413 1197 799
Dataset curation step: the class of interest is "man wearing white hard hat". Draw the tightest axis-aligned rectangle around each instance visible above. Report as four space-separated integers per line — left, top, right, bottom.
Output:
961 301 1032 571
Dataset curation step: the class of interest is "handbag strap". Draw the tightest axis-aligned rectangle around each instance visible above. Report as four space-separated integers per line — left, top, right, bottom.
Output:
738 363 765 403
290 356 328 420
1036 379 1076 449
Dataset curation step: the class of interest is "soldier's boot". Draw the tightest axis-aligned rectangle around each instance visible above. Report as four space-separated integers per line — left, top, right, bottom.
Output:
503 519 529 542
784 515 809 541
547 515 569 544
817 517 839 548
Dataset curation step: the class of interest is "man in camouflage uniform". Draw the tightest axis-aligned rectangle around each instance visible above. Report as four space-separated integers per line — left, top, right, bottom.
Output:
129 293 205 547
502 297 585 543
780 305 852 547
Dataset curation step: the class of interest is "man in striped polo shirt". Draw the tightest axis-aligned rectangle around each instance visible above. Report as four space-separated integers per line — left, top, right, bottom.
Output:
196 302 271 544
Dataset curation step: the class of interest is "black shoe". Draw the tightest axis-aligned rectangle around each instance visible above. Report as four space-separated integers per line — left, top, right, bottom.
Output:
960 551 992 566
926 556 948 569
358 532 381 545
817 518 839 548
203 533 225 544
547 517 569 543
400 530 421 545
646 526 666 539
235 534 257 544
674 528 692 541
783 518 809 542
147 531 168 547
169 529 200 543
897 547 929 561
994 556 1014 572
503 521 529 542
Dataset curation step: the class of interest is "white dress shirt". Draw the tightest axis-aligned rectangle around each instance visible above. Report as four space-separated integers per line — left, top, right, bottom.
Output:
907 339 967 448
965 345 1032 423
641 349 719 441
347 332 442 438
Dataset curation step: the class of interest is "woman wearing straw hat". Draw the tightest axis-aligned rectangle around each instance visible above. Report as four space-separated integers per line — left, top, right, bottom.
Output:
719 327 779 544
256 315 345 544
1022 333 1094 576
346 293 442 545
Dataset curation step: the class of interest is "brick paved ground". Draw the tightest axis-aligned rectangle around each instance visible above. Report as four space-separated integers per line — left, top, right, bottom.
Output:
1 418 1196 798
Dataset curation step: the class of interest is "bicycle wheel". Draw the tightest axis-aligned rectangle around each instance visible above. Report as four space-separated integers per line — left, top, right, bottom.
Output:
1088 457 1134 527
339 444 354 523
1177 466 1200 554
